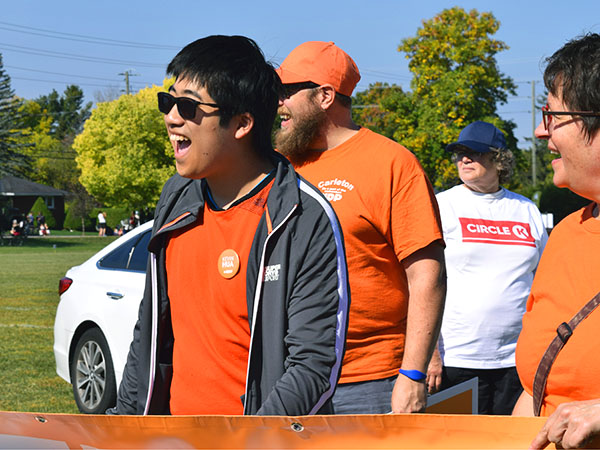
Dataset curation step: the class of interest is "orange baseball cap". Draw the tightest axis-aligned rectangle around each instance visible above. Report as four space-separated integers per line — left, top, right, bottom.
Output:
276 41 361 97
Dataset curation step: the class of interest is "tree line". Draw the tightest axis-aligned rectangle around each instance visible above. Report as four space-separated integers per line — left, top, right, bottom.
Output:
0 7 588 228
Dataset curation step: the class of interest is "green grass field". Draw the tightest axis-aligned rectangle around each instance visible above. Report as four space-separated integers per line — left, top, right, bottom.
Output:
0 235 118 413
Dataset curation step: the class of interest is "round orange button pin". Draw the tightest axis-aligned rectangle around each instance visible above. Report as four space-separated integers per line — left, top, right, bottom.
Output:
218 249 240 279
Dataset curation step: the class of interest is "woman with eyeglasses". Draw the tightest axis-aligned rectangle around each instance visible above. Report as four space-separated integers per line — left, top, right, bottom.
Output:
432 121 548 415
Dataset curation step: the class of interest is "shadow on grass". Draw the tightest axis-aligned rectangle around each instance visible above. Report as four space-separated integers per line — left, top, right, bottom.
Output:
1 235 117 249
18 239 82 249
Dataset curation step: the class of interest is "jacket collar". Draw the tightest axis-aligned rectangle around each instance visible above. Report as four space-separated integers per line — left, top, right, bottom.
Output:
264 152 300 230
148 152 300 252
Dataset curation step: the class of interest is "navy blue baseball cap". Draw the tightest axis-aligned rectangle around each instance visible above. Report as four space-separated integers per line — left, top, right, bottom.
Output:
446 121 507 153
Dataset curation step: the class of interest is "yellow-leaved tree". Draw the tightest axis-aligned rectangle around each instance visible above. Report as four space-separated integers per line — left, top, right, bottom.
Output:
353 7 519 190
398 6 518 190
74 82 174 209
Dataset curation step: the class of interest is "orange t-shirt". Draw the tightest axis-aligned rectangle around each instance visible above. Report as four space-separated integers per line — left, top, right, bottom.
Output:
294 128 443 383
516 203 600 416
166 178 273 415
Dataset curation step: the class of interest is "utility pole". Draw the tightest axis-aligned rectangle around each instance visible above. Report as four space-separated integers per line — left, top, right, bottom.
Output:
531 80 537 187
118 70 139 95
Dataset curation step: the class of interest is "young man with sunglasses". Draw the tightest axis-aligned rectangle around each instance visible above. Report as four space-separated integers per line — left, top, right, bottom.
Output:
108 35 349 416
276 41 446 414
510 33 600 449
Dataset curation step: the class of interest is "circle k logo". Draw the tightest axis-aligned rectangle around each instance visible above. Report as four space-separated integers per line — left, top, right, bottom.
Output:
512 224 530 240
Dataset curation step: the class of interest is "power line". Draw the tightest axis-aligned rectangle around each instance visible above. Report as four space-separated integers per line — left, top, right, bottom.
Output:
6 65 153 88
497 110 531 114
18 111 86 116
360 69 411 82
0 21 179 50
10 75 148 89
508 96 536 100
0 42 165 68
6 64 125 82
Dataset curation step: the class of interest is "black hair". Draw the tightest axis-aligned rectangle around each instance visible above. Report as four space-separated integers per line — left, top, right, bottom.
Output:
166 35 281 156
544 33 600 141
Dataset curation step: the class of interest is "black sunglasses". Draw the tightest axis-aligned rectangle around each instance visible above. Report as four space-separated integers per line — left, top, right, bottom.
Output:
157 92 219 120
280 82 320 99
450 149 487 163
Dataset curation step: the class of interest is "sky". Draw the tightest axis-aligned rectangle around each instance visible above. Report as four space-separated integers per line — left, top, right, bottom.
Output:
1 0 599 147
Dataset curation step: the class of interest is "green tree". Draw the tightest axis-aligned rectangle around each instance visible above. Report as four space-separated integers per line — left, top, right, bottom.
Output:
352 82 409 140
34 85 91 143
63 184 96 233
394 7 517 189
19 86 91 193
0 54 29 176
74 83 175 209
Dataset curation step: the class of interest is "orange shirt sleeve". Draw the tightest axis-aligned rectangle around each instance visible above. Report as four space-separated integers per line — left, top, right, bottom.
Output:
389 149 443 262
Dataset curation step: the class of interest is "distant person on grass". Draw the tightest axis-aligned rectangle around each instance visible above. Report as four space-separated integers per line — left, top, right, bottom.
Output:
36 212 46 235
97 211 107 237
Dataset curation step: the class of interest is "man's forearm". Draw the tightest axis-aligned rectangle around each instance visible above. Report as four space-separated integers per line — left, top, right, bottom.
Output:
391 243 445 414
401 242 446 372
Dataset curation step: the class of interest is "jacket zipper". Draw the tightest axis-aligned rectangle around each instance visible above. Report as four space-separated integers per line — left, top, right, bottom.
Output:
242 204 297 414
143 212 192 415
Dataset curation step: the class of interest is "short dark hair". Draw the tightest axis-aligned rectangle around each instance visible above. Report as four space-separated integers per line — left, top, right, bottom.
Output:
166 35 281 156
303 84 352 108
543 33 600 141
335 92 352 109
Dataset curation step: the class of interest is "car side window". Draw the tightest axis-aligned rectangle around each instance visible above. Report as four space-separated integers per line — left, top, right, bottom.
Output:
127 231 151 271
98 231 151 272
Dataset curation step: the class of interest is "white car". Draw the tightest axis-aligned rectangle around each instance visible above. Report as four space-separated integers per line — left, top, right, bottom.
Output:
53 220 153 414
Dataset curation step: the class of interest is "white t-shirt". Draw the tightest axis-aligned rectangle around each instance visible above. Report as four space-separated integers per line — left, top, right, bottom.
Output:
436 185 548 369
98 212 106 224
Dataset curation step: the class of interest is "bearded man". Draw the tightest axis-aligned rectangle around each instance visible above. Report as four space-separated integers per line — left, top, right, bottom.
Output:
276 41 446 414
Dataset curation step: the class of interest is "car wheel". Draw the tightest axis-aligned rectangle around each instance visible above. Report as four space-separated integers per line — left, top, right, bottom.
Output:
70 328 117 414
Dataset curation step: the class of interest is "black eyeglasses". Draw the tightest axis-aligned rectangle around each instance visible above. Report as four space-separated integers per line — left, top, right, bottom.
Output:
541 103 600 130
280 82 320 99
157 92 219 120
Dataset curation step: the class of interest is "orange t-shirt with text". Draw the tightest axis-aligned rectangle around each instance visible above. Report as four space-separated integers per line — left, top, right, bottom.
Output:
295 128 443 383
166 179 272 414
516 203 600 416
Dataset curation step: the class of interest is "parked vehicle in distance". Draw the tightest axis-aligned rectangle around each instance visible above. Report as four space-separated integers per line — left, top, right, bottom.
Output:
53 220 153 414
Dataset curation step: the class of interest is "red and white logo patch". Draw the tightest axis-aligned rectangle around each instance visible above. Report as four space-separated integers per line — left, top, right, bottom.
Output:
459 217 535 247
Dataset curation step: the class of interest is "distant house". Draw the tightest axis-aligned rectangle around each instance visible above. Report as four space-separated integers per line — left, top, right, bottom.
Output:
0 175 68 228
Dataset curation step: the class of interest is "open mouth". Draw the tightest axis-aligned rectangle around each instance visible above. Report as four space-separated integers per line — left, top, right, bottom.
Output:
549 147 562 162
170 134 191 155
279 112 291 128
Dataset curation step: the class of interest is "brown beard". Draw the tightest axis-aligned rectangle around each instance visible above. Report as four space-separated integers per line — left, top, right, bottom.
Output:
275 101 327 167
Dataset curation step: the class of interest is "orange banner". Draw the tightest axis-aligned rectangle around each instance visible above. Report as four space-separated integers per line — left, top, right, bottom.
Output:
0 411 561 449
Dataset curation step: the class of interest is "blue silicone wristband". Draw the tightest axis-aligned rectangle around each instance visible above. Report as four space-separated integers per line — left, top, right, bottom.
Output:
398 369 427 381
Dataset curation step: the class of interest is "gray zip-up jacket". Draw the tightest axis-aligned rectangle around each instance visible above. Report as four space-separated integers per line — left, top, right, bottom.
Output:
110 154 350 416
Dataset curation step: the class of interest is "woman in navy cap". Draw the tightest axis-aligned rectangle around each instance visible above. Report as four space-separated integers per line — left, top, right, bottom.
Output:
433 121 548 414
